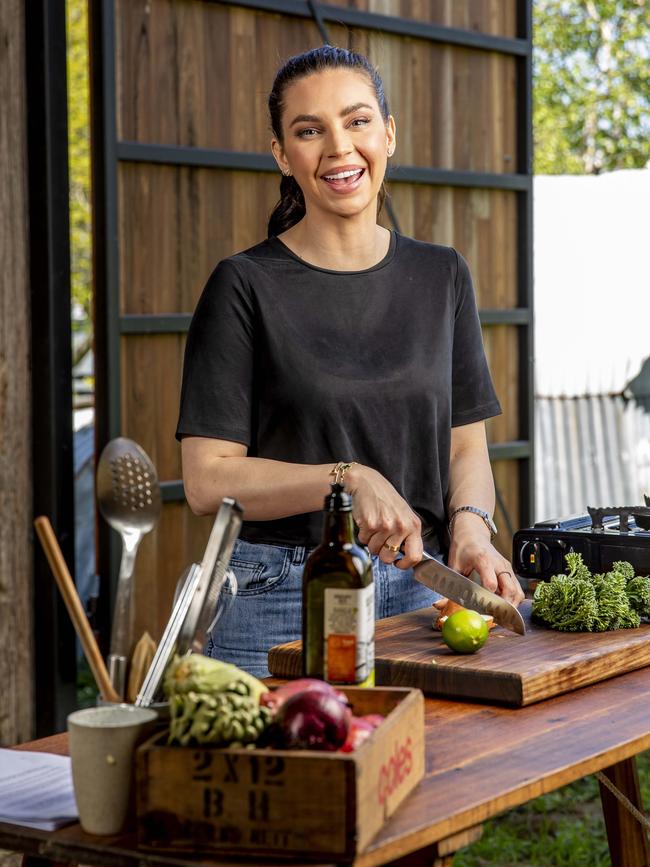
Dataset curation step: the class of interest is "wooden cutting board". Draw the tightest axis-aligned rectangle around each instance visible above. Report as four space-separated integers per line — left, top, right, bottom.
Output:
267 601 650 706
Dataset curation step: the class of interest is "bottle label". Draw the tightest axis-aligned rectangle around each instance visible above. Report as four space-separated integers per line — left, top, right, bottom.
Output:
323 584 375 685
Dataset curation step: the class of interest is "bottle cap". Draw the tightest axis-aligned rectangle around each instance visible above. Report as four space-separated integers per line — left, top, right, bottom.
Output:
325 482 352 512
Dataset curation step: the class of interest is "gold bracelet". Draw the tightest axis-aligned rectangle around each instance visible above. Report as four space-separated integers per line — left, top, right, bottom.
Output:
330 461 357 486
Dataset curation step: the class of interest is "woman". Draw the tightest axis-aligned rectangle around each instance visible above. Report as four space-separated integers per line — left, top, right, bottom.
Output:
176 45 524 677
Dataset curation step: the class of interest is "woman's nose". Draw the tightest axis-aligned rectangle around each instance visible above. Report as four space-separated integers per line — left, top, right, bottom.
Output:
326 127 353 158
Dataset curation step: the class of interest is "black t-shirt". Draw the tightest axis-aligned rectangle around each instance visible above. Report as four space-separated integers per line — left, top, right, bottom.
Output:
176 232 501 547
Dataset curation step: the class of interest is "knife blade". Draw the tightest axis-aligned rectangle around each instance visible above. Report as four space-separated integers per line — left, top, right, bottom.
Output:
414 553 526 635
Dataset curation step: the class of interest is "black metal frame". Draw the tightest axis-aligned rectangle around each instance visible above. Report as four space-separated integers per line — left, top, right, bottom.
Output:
92 0 535 594
516 0 535 526
25 0 78 735
118 140 530 192
119 308 531 335
89 0 122 653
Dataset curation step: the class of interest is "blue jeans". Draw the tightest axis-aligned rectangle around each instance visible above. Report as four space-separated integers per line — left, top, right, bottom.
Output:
205 538 441 678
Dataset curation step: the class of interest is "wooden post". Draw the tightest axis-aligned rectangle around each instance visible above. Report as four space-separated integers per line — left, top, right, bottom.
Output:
599 758 650 867
0 0 34 744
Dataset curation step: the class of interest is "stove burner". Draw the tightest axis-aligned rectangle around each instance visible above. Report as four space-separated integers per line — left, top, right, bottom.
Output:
588 505 650 532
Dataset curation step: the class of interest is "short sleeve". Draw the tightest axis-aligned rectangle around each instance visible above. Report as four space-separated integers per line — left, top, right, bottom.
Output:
176 259 255 445
451 250 502 426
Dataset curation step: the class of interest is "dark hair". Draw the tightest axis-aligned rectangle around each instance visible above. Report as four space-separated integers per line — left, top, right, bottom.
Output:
267 45 390 238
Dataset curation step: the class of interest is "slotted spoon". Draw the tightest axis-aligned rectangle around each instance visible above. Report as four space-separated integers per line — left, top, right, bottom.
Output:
97 437 161 698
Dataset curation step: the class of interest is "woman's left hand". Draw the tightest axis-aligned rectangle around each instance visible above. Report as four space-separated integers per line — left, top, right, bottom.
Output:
448 530 524 606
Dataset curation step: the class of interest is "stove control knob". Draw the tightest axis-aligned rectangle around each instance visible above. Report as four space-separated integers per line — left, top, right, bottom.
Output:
520 540 553 575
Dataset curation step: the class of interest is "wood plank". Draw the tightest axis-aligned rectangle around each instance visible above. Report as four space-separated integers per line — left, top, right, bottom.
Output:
0 0 34 746
117 3 516 175
270 601 650 706
119 164 282 315
491 459 520 559
599 758 650 867
325 0 517 38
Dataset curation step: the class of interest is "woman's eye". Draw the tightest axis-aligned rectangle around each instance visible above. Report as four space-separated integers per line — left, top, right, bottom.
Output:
297 128 319 138
351 117 371 127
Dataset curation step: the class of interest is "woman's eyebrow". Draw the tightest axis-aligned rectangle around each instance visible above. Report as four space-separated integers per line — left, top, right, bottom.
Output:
289 102 374 127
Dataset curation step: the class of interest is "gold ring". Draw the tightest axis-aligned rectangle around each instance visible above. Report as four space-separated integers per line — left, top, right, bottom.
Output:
383 542 401 553
497 571 512 579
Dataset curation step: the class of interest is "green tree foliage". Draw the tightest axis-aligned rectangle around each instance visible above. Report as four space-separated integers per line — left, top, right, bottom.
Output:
534 0 650 174
66 0 92 327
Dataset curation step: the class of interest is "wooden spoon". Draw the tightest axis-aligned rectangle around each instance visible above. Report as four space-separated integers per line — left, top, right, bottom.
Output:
34 516 120 704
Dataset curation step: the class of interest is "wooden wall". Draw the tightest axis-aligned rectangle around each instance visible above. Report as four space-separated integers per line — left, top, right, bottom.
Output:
0 0 33 744
97 0 529 641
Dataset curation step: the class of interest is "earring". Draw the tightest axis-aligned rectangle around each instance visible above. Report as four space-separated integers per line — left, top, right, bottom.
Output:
387 147 394 157
282 168 292 177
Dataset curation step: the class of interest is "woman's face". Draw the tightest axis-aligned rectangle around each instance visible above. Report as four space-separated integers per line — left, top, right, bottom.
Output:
272 68 396 222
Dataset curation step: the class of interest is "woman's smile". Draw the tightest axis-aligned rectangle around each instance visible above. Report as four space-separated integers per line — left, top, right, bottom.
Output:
320 165 366 193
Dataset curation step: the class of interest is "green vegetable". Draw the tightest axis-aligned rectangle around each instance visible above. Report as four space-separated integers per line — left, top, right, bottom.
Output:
167 689 272 747
164 655 271 747
626 576 650 617
612 560 635 582
532 574 598 632
590 572 632 631
531 554 647 632
565 551 592 582
164 653 267 703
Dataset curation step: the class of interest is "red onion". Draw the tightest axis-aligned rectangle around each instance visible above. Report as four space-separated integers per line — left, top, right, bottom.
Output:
339 714 385 753
276 689 351 751
261 678 347 712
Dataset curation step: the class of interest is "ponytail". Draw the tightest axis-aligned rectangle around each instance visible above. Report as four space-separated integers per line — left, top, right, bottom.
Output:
267 175 305 238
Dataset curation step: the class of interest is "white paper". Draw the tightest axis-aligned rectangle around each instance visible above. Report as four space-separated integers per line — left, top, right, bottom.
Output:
0 748 78 831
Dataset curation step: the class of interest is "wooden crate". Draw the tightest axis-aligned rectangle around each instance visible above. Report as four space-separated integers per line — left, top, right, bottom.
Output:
136 686 424 860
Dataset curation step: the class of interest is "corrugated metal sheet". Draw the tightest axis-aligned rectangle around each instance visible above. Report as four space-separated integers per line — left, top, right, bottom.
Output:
535 396 650 522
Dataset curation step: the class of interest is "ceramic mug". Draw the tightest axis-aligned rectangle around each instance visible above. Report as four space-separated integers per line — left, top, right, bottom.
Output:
67 704 157 835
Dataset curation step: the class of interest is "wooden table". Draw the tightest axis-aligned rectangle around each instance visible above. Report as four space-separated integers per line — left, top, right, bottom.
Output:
3 666 650 867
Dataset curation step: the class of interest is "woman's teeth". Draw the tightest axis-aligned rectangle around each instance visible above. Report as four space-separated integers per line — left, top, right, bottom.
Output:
324 169 363 180
321 168 365 191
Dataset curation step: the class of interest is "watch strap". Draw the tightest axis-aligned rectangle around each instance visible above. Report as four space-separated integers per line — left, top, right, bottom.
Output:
448 505 497 538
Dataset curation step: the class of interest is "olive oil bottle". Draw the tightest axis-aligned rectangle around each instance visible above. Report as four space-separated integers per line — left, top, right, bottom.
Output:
302 483 375 686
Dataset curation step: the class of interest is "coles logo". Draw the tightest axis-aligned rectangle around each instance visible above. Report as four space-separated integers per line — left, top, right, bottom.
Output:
377 737 413 805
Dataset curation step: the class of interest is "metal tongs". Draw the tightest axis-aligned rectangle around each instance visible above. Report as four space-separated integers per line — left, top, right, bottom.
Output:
135 497 243 707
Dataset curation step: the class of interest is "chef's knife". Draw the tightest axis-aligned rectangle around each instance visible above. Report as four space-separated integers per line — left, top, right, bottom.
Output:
414 553 526 635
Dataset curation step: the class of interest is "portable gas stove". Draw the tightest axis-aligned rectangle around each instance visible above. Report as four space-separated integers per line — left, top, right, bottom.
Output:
513 496 650 581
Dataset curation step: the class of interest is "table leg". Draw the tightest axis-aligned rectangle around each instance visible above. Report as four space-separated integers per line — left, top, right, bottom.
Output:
599 757 650 867
384 825 483 866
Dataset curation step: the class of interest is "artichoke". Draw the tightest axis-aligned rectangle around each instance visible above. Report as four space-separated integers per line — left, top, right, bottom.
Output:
168 689 272 746
164 653 267 703
164 654 271 747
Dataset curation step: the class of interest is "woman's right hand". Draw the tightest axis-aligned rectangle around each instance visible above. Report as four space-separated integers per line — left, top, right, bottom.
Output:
344 464 422 569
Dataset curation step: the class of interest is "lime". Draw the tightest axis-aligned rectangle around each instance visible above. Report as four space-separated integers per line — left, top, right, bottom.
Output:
441 609 489 654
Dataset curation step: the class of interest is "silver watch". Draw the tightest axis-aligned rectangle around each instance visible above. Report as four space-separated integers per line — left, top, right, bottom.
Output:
448 506 497 538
